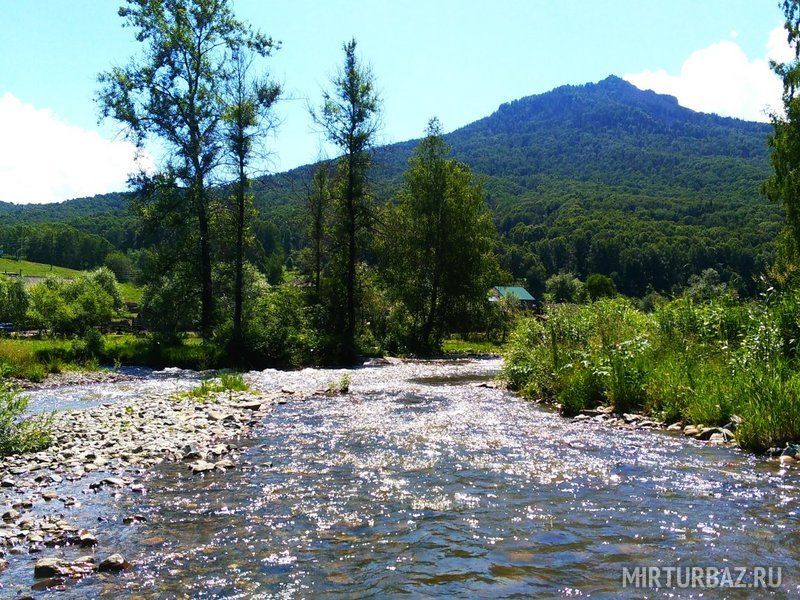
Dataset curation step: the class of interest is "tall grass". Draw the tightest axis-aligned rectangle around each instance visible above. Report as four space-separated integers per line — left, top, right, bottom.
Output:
504 292 800 452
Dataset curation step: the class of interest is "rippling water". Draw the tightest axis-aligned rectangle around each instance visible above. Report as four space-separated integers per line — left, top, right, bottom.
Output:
5 359 800 598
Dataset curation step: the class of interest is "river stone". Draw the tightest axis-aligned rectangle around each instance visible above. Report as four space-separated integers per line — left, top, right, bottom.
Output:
34 557 65 578
232 400 265 410
0 558 7 571
189 460 216 473
78 530 97 546
667 423 683 431
1 478 15 488
122 514 147 524
41 490 58 501
89 477 127 490
2 509 20 522
98 553 130 572
210 444 229 456
781 443 800 458
696 427 722 441
207 410 233 422
779 455 797 465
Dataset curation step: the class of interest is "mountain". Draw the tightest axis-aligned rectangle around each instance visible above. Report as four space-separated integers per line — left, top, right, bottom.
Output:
0 76 781 295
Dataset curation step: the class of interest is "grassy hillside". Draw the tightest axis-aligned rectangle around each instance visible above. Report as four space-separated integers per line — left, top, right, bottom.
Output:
0 257 81 278
0 257 141 303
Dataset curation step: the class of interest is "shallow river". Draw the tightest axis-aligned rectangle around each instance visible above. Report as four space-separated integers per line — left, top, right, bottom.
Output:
4 358 800 598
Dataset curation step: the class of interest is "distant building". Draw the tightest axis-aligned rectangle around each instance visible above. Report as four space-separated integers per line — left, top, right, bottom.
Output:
490 286 538 311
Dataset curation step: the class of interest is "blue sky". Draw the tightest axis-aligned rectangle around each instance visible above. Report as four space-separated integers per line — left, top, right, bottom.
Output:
0 0 789 204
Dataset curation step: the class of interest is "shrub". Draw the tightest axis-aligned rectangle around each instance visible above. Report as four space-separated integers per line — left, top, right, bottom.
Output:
245 285 317 367
586 273 616 301
545 272 585 303
71 328 106 361
0 383 53 457
0 276 28 325
600 337 648 414
26 269 122 335
104 252 135 283
735 368 800 453
140 271 199 344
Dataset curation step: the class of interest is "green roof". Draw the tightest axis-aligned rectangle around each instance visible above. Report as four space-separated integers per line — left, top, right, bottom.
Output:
494 286 536 301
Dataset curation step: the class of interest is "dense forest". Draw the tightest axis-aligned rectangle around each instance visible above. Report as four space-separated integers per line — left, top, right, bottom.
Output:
0 77 779 297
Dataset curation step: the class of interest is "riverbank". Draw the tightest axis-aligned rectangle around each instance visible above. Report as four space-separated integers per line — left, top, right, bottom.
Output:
1 334 504 385
0 378 298 583
503 296 800 456
0 334 215 382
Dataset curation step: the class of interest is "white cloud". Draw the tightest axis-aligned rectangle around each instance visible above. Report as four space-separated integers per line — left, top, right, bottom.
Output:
0 92 152 204
624 25 792 122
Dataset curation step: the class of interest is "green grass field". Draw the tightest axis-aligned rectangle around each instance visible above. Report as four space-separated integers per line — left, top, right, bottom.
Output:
0 257 142 304
0 257 81 278
442 337 504 356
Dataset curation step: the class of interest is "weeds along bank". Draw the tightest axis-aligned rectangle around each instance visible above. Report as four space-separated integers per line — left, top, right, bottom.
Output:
503 293 800 453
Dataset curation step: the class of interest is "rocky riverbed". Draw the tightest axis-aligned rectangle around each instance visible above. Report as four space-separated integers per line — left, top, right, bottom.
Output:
0 380 300 588
10 370 138 392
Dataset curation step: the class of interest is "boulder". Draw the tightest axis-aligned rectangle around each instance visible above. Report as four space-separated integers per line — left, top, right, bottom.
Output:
34 557 65 578
696 427 721 441
2 509 20 522
189 460 216 473
78 530 97 547
98 553 130 572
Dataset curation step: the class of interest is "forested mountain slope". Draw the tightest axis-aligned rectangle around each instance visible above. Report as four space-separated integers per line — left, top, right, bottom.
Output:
0 76 779 294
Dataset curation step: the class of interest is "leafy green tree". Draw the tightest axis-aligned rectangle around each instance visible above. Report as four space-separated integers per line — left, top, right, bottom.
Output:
104 251 135 283
140 269 200 343
305 163 333 294
222 50 280 354
546 272 585 303
26 270 121 335
586 273 616 301
765 0 800 258
0 277 28 325
314 39 381 358
382 119 501 352
98 0 276 339
27 279 74 334
685 268 727 301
